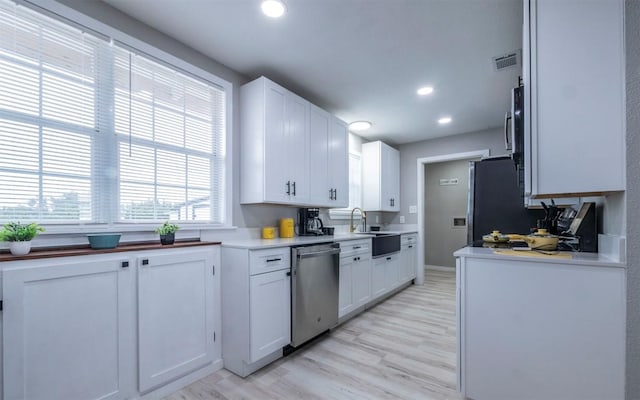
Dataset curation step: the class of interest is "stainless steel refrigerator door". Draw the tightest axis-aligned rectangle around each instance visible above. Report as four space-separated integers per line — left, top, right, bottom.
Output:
291 244 339 347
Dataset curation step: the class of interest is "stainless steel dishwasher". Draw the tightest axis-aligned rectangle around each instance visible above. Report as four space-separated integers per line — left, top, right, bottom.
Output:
290 242 340 348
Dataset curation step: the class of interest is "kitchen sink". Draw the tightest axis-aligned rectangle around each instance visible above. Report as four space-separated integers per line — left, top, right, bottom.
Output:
357 233 401 257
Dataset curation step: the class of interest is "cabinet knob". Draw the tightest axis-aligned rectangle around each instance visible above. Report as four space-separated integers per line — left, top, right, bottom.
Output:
286 181 291 195
142 259 149 265
121 261 129 268
292 181 296 196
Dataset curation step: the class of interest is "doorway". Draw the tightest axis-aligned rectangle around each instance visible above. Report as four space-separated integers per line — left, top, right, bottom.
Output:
415 150 489 284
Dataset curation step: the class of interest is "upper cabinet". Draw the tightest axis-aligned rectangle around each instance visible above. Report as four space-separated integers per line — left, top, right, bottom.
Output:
524 0 625 197
240 76 348 207
308 104 349 208
362 141 400 212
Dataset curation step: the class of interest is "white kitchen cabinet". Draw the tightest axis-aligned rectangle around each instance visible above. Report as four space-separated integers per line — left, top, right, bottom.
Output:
137 247 217 393
240 76 310 205
338 239 371 319
249 268 291 362
221 246 291 377
524 0 625 197
362 141 400 211
400 233 417 282
383 252 400 291
2 254 135 400
457 254 625 400
371 255 387 298
328 116 349 207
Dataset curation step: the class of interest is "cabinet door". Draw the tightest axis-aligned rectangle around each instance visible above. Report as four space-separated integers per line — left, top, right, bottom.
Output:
328 117 349 207
384 253 400 291
264 80 291 203
462 257 625 399
286 92 310 204
250 269 291 362
338 256 355 318
351 254 371 308
371 257 387 298
400 244 417 282
382 144 400 211
137 248 215 392
528 0 625 195
308 104 330 206
3 256 133 400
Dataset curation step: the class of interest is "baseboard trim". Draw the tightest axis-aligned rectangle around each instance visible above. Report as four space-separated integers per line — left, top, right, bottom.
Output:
425 265 455 271
139 359 223 399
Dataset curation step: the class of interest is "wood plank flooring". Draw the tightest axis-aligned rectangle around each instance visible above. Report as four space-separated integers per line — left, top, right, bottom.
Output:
165 269 462 400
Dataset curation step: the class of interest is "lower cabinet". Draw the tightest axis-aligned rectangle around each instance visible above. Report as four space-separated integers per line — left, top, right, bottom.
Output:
372 253 400 297
221 246 291 377
1 245 220 400
137 248 217 393
249 269 291 362
458 255 625 399
400 234 417 282
2 255 135 400
338 252 371 318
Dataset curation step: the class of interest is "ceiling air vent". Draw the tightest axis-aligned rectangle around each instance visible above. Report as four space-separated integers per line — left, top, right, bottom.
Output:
493 51 520 71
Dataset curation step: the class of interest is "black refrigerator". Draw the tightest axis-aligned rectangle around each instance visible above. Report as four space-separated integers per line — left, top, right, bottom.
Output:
467 157 542 246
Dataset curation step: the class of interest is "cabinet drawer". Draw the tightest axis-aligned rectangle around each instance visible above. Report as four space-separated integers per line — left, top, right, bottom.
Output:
339 239 371 257
249 247 291 275
401 234 417 246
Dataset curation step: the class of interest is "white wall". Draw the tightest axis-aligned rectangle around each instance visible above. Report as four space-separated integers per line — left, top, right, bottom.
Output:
424 159 473 268
392 127 508 226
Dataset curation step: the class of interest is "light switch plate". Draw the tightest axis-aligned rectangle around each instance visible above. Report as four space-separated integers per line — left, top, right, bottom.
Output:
409 205 417 214
399 216 405 223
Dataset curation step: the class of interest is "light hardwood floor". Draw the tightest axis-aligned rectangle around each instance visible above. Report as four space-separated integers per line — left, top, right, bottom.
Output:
165 269 462 400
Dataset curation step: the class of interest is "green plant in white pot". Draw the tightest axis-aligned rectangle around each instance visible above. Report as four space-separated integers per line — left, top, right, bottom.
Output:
155 221 179 245
0 222 45 256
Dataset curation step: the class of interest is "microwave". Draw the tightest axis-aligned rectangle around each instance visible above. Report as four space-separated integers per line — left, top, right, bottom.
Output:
505 83 525 192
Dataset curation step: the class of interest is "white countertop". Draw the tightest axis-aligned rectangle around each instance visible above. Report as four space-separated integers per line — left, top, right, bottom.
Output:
222 230 418 250
454 246 625 268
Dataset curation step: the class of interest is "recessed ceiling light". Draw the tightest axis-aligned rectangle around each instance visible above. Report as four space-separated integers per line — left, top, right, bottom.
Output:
261 0 286 18
417 86 434 96
349 121 372 131
438 117 452 125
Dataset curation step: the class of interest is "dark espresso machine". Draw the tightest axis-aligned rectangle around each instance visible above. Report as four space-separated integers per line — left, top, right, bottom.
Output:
298 208 324 236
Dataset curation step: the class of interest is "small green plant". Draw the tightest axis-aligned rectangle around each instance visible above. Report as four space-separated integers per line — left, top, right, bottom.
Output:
0 222 45 242
155 221 180 235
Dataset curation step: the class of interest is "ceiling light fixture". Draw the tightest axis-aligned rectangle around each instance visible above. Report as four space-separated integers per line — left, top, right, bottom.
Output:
417 86 434 96
438 117 452 125
261 0 286 18
349 121 372 131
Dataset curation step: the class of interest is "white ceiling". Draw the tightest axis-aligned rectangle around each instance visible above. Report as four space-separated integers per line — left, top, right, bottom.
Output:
101 0 523 145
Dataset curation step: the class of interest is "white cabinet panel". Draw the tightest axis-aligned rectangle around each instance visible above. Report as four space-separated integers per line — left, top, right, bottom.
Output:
3 256 133 400
526 0 625 196
383 253 400 290
249 269 291 362
241 76 347 207
460 256 625 400
241 76 309 205
137 248 215 392
338 256 355 318
328 117 349 207
351 254 371 307
363 141 400 211
400 236 417 282
371 256 387 298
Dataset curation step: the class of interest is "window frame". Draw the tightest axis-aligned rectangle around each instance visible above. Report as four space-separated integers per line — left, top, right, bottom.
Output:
7 0 234 231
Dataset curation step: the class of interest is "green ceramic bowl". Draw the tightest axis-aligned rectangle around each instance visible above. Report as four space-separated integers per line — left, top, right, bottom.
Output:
87 233 122 249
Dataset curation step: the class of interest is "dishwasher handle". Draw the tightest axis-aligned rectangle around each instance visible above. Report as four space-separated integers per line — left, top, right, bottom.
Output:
297 248 340 260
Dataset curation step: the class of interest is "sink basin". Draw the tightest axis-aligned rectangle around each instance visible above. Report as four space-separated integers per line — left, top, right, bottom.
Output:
370 234 401 257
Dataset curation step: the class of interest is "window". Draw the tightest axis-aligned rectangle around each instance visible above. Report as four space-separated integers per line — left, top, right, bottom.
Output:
0 0 228 225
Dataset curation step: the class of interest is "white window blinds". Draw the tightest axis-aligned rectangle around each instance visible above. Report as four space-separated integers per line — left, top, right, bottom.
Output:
0 0 227 225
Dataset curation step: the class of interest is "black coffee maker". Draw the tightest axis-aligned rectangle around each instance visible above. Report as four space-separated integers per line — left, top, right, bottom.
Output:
298 208 324 236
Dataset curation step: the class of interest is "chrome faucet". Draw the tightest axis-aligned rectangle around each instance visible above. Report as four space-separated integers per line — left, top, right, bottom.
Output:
349 207 367 233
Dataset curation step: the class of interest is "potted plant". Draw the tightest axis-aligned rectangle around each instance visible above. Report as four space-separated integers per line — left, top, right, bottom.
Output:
0 222 45 256
155 221 179 245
